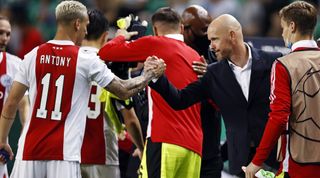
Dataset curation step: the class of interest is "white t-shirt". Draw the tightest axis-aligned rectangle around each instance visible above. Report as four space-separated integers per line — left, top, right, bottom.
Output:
14 40 115 162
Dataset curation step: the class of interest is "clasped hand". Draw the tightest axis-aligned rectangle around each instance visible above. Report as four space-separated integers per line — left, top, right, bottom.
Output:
143 56 166 80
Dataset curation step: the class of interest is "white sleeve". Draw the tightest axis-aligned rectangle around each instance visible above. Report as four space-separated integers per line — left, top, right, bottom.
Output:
88 56 115 88
14 47 38 87
14 56 30 87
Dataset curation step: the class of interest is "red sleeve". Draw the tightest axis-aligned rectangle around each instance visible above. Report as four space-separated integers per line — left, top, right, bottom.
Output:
98 35 155 62
252 60 291 166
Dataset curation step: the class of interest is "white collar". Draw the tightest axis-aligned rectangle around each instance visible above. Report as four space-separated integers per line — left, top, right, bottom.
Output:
81 46 99 53
47 40 75 45
164 34 184 42
228 43 252 69
291 40 318 51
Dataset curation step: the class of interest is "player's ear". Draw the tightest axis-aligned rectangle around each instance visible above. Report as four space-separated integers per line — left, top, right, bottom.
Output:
74 19 81 31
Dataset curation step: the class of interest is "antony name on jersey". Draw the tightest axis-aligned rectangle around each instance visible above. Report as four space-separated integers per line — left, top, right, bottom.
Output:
39 54 72 67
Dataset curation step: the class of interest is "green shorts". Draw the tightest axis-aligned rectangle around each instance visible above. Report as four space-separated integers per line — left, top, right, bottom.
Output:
139 139 201 178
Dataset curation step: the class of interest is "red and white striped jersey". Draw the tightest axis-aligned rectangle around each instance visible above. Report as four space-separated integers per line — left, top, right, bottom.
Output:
80 46 119 165
0 52 22 105
14 40 115 162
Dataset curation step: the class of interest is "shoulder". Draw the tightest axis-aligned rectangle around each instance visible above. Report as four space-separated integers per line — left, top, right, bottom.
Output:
252 47 283 60
79 47 100 61
6 52 22 65
207 60 226 75
23 46 40 63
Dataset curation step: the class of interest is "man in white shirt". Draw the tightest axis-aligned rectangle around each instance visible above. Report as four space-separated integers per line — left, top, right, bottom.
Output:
0 1 165 178
0 15 29 178
80 9 144 178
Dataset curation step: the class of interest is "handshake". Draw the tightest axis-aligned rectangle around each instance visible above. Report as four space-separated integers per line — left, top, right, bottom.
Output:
143 56 166 81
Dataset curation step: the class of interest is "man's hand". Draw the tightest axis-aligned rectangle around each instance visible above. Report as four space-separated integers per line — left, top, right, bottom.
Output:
143 56 166 80
115 29 138 40
242 162 261 178
0 143 14 164
132 148 142 160
192 56 208 78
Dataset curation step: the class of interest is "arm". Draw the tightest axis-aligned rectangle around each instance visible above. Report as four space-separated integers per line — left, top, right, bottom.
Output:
244 61 291 178
18 95 29 128
99 35 154 62
121 108 144 153
0 81 28 161
149 72 208 110
105 56 165 100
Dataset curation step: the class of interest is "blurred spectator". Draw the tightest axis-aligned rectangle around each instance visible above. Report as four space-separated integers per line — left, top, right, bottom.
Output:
28 0 57 40
8 3 44 59
240 0 265 37
205 0 241 19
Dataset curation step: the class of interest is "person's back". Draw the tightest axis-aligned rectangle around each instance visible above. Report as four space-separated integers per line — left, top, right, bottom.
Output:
98 7 203 178
16 38 117 162
145 35 202 153
0 1 165 178
99 7 203 156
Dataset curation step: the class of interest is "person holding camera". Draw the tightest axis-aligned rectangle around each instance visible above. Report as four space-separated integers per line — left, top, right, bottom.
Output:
99 7 203 178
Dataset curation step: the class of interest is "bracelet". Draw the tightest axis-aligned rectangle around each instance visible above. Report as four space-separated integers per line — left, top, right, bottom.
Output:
1 114 14 120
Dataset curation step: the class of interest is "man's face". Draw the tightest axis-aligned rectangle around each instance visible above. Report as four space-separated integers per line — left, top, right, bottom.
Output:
75 14 89 46
207 25 232 61
0 19 11 52
280 18 292 48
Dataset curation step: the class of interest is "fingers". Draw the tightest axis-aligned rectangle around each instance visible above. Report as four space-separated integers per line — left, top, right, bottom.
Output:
128 31 138 37
192 61 207 76
200 55 208 64
115 29 138 40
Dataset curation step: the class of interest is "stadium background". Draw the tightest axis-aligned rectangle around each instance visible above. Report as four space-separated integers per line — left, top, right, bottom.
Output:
0 0 318 176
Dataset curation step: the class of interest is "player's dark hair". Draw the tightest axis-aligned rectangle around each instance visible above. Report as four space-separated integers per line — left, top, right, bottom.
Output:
151 7 181 30
86 9 109 40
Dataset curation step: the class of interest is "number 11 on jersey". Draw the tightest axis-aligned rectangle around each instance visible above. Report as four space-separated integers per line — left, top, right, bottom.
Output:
36 73 65 120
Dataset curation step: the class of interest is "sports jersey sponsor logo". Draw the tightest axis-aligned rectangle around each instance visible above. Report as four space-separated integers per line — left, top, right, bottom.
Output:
0 74 12 88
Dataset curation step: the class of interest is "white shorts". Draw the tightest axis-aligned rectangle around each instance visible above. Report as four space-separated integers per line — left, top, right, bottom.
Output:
80 164 120 178
10 160 81 178
0 164 8 178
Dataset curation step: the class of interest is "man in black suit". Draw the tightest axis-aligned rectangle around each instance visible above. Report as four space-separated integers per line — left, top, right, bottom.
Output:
150 14 281 177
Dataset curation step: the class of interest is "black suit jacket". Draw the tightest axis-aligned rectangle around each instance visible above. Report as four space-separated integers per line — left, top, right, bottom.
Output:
149 47 282 174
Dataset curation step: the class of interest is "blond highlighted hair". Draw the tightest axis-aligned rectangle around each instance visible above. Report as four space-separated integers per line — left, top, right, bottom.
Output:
55 0 87 24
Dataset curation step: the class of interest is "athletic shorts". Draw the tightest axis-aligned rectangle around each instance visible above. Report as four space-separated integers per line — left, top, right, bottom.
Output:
0 164 8 178
10 160 81 178
80 164 120 178
139 139 201 178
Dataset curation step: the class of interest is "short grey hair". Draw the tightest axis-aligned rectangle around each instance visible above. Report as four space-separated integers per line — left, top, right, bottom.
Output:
55 0 87 24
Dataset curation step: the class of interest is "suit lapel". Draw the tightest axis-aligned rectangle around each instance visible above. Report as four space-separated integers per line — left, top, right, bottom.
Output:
248 48 266 104
221 60 248 106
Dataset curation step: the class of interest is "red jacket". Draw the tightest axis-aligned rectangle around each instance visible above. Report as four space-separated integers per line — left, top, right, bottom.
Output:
99 35 203 156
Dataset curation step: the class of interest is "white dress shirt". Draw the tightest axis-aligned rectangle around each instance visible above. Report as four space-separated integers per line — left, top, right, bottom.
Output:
228 43 252 101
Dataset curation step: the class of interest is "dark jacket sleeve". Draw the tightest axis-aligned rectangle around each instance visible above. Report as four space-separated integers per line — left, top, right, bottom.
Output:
149 74 209 110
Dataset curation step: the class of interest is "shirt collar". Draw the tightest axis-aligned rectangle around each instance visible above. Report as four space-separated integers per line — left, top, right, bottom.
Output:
81 46 99 53
291 40 318 51
228 43 252 69
164 34 184 42
47 40 75 45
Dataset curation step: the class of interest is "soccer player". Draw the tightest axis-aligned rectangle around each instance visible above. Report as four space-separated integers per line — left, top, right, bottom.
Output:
0 1 165 178
80 9 144 178
99 7 203 178
0 15 29 178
